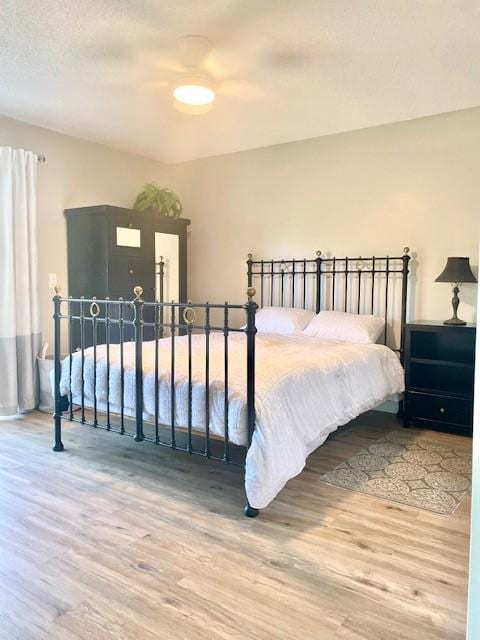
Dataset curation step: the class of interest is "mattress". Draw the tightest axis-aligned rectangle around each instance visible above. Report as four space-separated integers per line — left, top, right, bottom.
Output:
58 332 405 509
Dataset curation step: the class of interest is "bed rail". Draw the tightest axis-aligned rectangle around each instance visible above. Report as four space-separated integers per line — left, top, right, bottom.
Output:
52 285 259 517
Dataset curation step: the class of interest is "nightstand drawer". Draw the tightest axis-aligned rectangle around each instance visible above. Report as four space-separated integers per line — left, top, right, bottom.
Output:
406 392 473 427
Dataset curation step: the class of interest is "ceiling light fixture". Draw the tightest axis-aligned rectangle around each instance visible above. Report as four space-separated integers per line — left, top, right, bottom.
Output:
173 74 215 114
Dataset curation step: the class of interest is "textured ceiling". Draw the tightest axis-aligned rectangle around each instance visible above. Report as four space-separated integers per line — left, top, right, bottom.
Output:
1 1 480 163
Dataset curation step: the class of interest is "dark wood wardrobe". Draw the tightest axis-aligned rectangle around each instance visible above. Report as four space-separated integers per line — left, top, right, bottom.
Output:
65 204 190 348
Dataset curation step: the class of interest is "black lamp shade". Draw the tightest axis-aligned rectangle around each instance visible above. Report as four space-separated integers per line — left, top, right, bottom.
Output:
435 257 477 284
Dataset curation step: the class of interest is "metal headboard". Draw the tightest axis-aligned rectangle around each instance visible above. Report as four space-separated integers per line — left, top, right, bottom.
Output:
247 248 411 360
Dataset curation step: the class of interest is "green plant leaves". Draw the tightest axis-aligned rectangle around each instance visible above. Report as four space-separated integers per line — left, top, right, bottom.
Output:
133 183 183 218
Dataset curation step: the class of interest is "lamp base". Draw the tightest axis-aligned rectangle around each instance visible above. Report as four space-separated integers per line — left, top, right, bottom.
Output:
443 285 466 326
443 317 467 326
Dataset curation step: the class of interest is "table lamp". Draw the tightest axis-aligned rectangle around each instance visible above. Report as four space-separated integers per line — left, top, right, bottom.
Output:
435 257 477 325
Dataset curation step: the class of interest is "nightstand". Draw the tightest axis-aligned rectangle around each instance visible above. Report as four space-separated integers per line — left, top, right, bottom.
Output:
404 322 476 434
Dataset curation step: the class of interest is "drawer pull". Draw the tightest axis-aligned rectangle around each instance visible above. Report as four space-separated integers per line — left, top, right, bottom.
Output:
128 268 134 275
439 407 446 414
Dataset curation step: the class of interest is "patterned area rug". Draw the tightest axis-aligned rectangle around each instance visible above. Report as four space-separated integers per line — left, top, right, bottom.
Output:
320 430 471 515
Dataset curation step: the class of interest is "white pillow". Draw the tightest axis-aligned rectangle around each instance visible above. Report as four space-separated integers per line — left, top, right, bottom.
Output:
254 306 315 335
303 311 385 344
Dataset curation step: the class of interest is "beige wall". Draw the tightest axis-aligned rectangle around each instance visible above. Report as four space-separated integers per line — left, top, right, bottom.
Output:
170 108 480 324
0 115 167 346
2 107 479 349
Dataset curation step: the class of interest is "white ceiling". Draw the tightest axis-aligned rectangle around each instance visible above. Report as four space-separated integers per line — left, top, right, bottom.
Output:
1 1 480 164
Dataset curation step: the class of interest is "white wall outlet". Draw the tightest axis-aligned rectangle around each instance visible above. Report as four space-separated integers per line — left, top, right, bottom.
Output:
48 273 57 289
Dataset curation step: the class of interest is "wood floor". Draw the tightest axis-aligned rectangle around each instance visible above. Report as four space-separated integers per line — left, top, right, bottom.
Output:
0 411 471 640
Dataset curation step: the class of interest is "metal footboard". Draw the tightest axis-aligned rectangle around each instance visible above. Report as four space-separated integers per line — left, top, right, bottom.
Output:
52 285 259 517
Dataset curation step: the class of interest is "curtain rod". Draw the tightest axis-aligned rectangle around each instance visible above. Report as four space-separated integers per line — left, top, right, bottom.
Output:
36 154 46 163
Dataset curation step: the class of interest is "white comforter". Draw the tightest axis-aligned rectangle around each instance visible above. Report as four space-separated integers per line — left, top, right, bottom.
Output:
59 333 404 509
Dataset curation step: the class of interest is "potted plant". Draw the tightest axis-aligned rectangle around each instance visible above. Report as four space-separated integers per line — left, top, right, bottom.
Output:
133 183 183 218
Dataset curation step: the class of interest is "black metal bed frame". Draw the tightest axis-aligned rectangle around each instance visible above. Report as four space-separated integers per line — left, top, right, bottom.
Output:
53 248 411 517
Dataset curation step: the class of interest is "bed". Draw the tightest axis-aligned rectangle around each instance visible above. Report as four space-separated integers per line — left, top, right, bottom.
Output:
52 248 411 516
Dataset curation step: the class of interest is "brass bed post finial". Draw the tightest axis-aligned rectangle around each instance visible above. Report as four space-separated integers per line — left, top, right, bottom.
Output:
247 253 253 260
53 285 61 296
403 247 410 255
246 287 256 301
133 285 144 301
316 250 322 257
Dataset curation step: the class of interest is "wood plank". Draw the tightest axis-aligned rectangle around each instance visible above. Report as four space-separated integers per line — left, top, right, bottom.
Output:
0 410 470 639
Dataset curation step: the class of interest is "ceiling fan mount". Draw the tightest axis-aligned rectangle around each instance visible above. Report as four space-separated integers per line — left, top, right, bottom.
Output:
176 35 212 69
171 36 216 113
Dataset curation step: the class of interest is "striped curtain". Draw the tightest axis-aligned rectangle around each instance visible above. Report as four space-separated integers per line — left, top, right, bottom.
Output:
0 147 41 415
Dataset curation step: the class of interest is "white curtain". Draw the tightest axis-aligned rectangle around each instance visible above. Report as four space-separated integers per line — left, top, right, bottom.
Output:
0 147 41 415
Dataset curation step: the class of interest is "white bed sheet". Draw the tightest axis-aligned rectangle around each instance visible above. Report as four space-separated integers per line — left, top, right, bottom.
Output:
59 333 404 509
